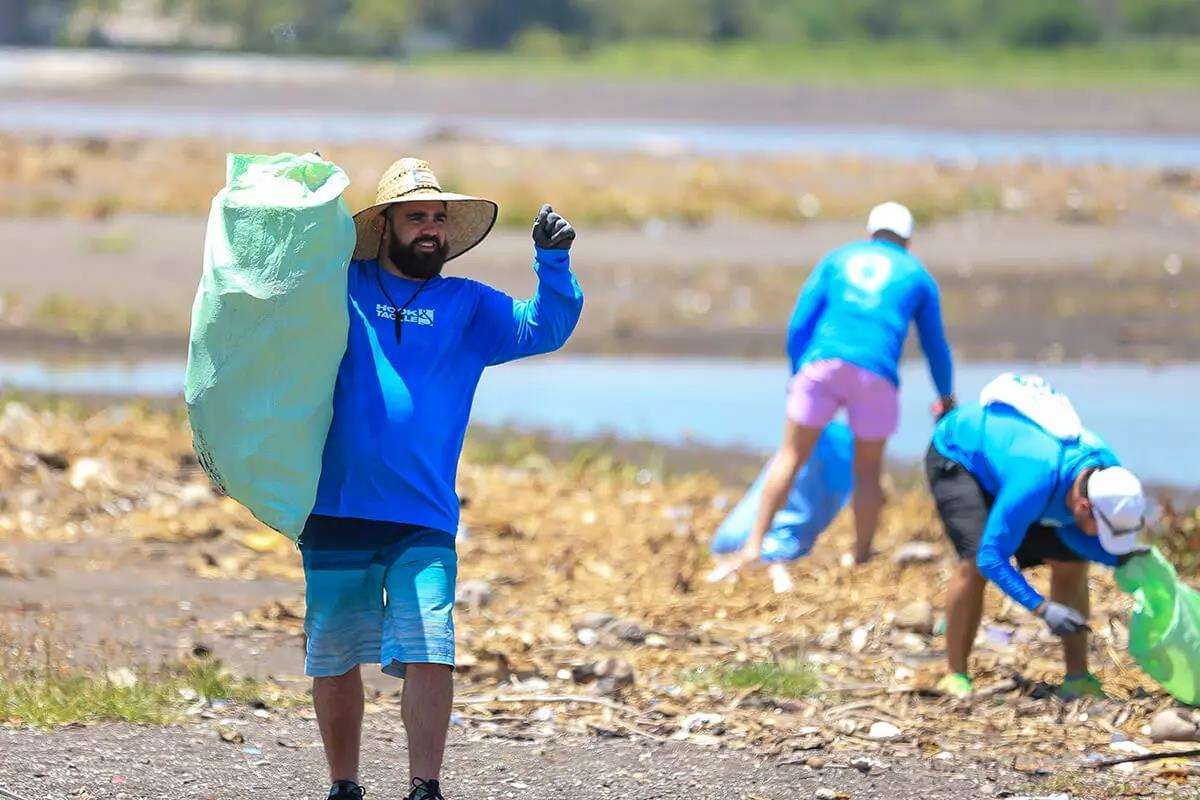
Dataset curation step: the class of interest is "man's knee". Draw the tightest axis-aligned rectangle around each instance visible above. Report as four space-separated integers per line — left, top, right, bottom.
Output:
955 558 987 588
1048 558 1087 574
1048 560 1090 605
853 479 885 507
1048 559 1089 586
314 664 361 684
405 663 453 681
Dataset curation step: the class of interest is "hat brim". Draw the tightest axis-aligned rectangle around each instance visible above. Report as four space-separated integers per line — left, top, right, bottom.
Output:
1095 514 1145 556
352 191 498 262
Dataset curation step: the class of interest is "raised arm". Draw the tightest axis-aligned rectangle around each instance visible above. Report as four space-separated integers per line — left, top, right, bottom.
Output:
915 275 954 399
786 258 830 374
474 205 584 366
476 250 583 366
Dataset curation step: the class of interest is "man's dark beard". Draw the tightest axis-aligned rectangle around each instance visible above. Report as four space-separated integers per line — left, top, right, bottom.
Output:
388 236 448 280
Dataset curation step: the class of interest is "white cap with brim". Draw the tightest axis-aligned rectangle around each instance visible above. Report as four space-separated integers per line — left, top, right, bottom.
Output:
1088 466 1147 556
867 201 915 240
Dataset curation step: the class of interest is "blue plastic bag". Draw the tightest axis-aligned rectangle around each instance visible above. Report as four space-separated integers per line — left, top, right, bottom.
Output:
710 422 855 562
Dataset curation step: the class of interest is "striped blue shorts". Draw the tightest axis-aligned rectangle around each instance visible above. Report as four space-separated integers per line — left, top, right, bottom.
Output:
298 515 457 678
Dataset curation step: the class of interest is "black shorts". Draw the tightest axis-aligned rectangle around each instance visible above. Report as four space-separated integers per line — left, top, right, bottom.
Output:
924 445 1082 569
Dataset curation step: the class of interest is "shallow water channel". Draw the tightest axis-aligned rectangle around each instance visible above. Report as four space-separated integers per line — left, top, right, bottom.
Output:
1 355 1195 487
6 100 1200 168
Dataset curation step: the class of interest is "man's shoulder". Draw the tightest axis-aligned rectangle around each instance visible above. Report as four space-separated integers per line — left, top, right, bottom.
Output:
347 259 375 284
824 241 865 262
809 242 861 278
441 275 490 295
1073 429 1119 467
343 260 371 295
828 240 926 270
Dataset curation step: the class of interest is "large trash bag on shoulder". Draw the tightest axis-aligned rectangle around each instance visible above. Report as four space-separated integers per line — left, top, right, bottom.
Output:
710 422 854 562
185 153 355 540
1115 546 1200 705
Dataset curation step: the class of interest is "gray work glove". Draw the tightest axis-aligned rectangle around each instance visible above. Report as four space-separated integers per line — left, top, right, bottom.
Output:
532 204 575 250
1038 601 1088 636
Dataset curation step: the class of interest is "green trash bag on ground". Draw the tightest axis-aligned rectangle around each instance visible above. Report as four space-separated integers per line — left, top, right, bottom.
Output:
185 152 354 540
1115 546 1200 705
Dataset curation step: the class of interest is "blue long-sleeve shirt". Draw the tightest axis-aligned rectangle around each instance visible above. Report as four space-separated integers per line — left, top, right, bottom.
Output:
313 247 583 532
932 403 1119 610
786 239 953 397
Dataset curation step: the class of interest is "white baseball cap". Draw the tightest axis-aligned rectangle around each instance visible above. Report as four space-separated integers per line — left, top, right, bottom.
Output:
867 202 914 240
1087 467 1147 555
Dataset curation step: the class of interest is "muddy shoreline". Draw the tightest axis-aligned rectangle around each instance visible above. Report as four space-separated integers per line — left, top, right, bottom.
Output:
7 52 1200 135
2 211 1197 364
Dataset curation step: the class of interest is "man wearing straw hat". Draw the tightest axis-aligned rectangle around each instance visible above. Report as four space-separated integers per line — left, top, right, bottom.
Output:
300 158 582 800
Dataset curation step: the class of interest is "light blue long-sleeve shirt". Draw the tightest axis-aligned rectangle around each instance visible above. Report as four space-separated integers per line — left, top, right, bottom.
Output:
786 239 953 396
933 403 1119 610
313 247 583 533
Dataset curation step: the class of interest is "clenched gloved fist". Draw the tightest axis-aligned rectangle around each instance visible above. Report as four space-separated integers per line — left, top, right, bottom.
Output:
1038 601 1088 636
532 204 575 250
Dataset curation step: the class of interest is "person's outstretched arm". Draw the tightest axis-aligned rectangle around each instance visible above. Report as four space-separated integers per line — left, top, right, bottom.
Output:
916 274 955 410
474 204 584 366
976 480 1053 612
786 259 830 374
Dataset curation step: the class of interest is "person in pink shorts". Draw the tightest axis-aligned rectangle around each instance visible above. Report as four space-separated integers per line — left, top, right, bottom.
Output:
720 202 956 578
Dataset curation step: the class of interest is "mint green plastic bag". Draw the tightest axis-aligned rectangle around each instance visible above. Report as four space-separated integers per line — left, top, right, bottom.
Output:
185 153 354 540
1115 546 1200 705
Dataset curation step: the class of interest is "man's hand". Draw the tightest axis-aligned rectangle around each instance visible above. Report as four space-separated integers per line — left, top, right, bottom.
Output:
931 395 957 421
532 204 575 250
1038 601 1089 636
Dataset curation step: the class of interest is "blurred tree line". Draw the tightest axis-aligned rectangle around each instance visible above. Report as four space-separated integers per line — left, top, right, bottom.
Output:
4 0 1199 52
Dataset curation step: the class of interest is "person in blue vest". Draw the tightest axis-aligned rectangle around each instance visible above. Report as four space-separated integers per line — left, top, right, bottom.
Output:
719 202 955 581
927 401 1148 700
302 158 583 800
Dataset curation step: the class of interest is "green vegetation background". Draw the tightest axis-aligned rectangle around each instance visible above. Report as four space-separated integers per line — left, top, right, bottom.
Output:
4 1 1200 86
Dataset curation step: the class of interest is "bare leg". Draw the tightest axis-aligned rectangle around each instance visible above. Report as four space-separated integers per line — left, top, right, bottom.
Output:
742 420 824 559
850 437 887 563
1049 560 1090 676
402 664 454 781
945 559 988 675
313 665 364 783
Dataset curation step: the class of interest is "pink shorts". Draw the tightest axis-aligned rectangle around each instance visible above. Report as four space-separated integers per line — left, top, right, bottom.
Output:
786 359 899 440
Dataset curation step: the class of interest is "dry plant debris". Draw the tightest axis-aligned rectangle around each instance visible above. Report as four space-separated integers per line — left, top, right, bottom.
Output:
3 400 1200 793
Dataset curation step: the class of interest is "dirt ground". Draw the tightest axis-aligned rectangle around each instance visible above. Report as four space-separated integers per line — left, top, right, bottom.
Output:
4 406 1200 800
1 713 1097 800
0 491 1172 800
0 713 1104 800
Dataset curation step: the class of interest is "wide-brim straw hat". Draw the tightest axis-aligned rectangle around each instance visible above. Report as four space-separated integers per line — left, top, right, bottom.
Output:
352 157 498 262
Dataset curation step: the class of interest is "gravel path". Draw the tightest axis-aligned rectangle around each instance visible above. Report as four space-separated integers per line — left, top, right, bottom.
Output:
1 707 1066 800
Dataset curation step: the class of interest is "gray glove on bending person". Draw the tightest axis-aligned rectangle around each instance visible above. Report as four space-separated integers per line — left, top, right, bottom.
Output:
1038 601 1088 636
532 204 575 250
